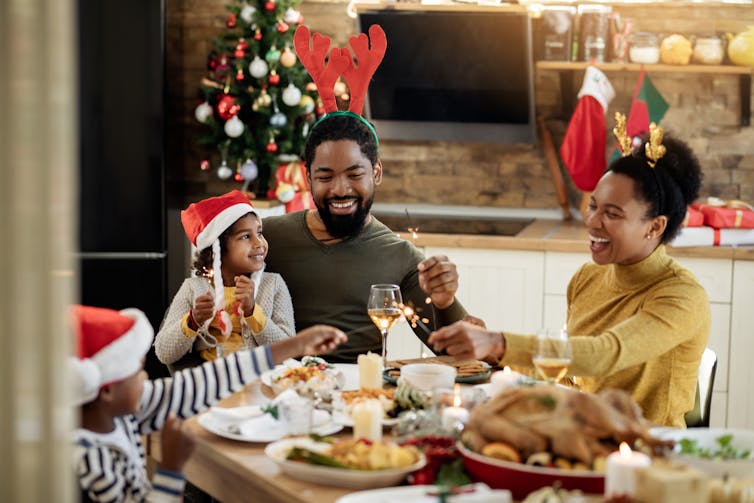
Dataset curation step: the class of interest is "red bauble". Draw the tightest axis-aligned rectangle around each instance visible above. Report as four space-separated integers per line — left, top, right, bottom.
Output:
264 0 276 11
253 29 262 41
266 141 278 153
237 38 248 50
234 172 245 182
234 48 245 59
200 159 211 171
226 12 237 28
268 72 280 85
277 22 289 34
236 69 245 81
217 94 241 120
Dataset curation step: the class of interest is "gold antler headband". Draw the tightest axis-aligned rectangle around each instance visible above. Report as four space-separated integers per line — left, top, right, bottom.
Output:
613 112 632 156
645 122 667 168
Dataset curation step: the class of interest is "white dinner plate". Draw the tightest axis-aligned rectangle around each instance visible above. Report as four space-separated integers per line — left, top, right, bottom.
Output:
334 483 512 503
265 437 426 489
198 409 343 443
260 361 357 392
331 410 401 428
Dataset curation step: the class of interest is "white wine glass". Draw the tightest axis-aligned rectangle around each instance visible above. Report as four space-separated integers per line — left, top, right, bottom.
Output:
532 328 573 385
367 284 403 366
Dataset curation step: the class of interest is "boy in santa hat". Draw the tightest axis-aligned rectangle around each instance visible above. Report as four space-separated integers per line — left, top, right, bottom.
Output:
155 190 296 372
71 304 345 502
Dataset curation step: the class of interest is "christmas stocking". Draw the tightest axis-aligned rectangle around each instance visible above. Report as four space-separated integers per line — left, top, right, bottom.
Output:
559 66 615 192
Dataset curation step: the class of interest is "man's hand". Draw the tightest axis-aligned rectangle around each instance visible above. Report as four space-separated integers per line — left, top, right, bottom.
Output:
159 413 195 473
234 275 255 316
417 255 459 310
428 320 503 361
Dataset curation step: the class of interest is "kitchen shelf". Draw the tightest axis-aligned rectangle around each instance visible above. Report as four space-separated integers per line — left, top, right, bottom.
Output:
536 61 753 126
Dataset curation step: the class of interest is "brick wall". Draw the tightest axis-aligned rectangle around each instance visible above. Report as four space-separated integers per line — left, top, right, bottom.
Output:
166 0 754 209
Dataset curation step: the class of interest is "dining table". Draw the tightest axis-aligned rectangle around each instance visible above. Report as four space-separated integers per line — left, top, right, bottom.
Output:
148 378 358 503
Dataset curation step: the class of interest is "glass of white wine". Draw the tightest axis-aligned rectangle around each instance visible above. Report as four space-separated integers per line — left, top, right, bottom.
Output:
532 327 572 385
367 284 403 366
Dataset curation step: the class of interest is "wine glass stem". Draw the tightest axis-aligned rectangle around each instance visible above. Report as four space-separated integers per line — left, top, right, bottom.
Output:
381 330 388 366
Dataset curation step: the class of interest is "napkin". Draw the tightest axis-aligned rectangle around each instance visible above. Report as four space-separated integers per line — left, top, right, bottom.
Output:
208 405 262 428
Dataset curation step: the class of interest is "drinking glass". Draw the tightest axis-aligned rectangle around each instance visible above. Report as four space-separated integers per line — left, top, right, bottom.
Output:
532 328 573 384
367 284 403 365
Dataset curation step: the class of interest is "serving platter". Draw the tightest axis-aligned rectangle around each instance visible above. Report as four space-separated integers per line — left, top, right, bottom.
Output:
265 437 426 489
383 357 491 385
198 408 343 443
457 441 604 500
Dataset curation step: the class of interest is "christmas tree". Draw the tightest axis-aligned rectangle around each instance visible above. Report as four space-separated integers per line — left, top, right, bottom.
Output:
194 0 321 197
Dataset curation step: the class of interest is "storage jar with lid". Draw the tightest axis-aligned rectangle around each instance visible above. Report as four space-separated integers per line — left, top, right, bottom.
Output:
629 32 660 64
693 35 724 65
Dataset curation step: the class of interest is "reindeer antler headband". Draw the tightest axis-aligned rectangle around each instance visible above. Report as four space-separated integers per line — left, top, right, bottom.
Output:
613 112 667 168
294 24 387 145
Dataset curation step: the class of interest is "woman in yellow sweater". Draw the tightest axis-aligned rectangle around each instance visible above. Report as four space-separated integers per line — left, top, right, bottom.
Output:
429 117 709 428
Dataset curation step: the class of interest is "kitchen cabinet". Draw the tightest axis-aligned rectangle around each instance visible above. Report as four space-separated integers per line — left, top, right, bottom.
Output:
729 260 754 429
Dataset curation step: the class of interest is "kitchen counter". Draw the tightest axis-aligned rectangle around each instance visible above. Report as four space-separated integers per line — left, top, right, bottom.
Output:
398 218 754 260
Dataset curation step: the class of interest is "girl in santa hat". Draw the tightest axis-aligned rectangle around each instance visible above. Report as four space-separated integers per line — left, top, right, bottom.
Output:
155 190 296 372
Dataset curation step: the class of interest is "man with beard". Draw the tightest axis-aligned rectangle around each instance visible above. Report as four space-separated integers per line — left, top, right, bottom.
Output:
263 113 467 363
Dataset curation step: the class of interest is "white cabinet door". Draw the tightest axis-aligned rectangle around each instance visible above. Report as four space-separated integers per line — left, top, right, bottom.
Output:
543 252 591 329
729 260 754 429
425 247 545 333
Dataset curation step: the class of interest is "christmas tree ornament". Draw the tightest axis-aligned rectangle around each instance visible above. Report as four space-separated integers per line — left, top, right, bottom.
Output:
224 115 245 138
264 0 276 12
234 172 245 182
281 83 302 106
235 68 245 81
305 82 317 92
240 3 256 24
200 159 211 171
217 54 231 72
277 21 289 34
279 47 297 67
265 46 281 64
334 80 347 97
284 8 302 25
268 70 280 86
299 94 315 113
226 12 237 28
270 111 287 127
208 52 219 71
259 88 272 107
195 101 213 123
217 161 233 180
253 27 262 41
266 139 278 153
240 159 258 181
217 94 241 120
248 56 269 78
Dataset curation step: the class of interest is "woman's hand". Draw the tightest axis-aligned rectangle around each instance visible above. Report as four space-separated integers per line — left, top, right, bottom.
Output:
428 320 504 362
159 413 196 473
417 255 459 310
234 275 255 316
191 291 215 327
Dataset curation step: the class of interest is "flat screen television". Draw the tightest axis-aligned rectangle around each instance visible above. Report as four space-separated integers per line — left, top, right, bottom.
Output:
358 10 536 143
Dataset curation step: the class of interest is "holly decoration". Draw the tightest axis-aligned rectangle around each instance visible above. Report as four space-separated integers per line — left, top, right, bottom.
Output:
195 0 317 195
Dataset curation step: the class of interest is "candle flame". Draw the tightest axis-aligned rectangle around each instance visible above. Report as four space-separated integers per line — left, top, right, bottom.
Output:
619 442 632 457
453 383 462 407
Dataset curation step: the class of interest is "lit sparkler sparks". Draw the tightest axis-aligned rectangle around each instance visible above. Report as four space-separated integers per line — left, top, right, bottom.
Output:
401 303 431 335
405 208 420 240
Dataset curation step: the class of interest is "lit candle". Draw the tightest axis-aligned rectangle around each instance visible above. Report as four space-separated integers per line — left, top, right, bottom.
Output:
605 442 652 498
351 399 383 442
441 384 470 431
490 366 522 397
358 352 384 389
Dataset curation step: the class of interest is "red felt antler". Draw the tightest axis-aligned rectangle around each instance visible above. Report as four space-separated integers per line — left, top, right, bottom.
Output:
294 25 353 113
342 25 387 114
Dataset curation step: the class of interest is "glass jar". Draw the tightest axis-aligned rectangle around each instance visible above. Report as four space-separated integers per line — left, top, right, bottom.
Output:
693 35 724 65
629 32 660 64
578 5 612 62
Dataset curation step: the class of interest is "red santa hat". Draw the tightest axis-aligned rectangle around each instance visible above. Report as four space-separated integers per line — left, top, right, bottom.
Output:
70 305 153 406
180 191 259 335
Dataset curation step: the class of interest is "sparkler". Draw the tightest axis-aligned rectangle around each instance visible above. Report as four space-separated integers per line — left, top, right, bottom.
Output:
405 208 419 240
401 303 431 336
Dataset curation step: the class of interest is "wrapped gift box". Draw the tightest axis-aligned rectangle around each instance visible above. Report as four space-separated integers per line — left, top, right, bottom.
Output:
692 200 754 229
683 206 704 227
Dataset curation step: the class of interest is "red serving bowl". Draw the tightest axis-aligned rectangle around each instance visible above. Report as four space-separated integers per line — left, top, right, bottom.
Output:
457 441 604 500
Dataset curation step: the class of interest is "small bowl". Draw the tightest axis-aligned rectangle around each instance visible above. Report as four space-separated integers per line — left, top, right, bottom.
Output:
399 363 457 391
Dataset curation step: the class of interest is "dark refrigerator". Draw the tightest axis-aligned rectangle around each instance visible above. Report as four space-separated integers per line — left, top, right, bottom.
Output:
78 0 169 377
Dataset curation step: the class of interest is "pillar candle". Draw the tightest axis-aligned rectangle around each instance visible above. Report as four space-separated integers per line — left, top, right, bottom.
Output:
358 352 384 389
489 366 522 397
351 399 383 442
441 384 470 430
605 442 652 498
